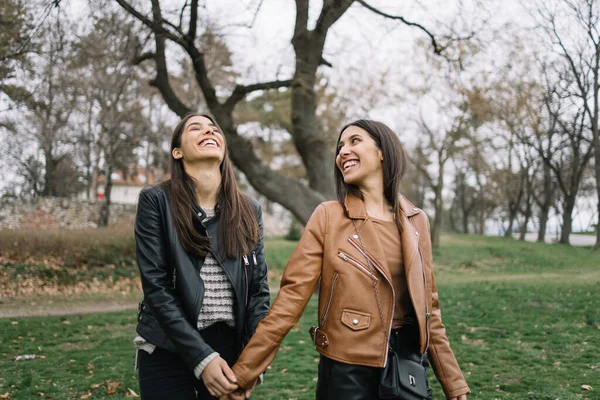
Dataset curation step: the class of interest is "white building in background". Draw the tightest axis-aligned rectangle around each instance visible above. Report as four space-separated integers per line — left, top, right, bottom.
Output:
85 166 167 205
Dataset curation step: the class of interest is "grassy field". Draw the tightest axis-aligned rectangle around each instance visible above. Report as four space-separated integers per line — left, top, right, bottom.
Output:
1 235 599 399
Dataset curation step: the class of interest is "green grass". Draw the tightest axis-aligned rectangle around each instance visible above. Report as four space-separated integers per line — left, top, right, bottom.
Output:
1 235 599 399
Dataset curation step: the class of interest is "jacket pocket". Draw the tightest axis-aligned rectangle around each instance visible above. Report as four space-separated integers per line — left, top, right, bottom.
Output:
341 309 371 331
337 251 379 282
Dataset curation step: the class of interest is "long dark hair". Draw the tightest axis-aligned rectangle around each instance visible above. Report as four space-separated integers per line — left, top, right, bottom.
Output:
334 119 407 228
165 112 259 259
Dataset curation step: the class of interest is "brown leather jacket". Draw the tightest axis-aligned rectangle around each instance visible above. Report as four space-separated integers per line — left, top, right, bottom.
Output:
232 195 470 399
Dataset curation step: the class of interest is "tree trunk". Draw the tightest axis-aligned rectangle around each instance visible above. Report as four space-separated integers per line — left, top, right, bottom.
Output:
504 208 517 238
41 146 55 197
537 204 550 243
519 204 532 241
98 164 113 227
560 195 576 244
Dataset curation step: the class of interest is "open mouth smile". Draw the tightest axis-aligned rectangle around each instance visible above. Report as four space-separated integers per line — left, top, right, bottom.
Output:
342 159 359 172
198 138 220 148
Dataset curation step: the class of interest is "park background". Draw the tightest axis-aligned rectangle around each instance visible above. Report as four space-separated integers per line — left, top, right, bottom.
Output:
0 0 599 399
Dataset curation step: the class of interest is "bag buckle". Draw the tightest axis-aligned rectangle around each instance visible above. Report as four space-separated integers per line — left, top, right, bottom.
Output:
308 326 329 348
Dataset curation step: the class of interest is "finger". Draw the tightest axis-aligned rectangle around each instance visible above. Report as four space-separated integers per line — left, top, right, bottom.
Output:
213 376 237 396
220 360 238 383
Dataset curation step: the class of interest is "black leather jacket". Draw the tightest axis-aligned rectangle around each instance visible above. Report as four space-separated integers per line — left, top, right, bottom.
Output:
134 183 270 372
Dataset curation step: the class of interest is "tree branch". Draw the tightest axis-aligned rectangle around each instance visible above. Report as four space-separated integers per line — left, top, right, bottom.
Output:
356 0 444 55
187 0 198 42
132 51 155 65
223 79 293 112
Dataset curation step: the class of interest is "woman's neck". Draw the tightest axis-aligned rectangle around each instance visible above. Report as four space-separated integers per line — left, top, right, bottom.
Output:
361 185 394 221
184 161 221 208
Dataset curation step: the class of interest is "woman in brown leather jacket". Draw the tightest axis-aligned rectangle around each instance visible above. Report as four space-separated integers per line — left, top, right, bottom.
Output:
228 120 470 400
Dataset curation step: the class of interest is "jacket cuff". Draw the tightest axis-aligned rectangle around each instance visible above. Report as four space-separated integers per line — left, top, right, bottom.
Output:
445 385 471 399
194 352 219 379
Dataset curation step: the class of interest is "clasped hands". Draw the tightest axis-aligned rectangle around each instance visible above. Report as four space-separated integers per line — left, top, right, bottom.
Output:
200 356 255 399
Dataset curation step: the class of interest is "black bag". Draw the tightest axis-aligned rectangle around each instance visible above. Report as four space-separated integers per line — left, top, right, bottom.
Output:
380 347 429 399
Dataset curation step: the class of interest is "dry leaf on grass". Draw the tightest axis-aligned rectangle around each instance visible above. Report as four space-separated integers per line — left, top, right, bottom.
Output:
87 363 95 371
581 385 593 391
125 388 139 398
0 393 9 399
80 393 92 399
106 380 120 395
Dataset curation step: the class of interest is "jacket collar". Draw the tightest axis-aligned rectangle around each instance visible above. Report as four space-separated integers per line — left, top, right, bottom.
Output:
344 193 421 219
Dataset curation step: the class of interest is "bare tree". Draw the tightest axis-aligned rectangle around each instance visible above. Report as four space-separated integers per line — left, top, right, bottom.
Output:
72 11 148 226
536 0 600 246
113 0 467 223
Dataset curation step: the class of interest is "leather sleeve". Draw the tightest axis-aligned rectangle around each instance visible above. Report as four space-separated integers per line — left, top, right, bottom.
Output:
422 215 471 399
244 202 271 344
232 203 328 388
135 187 215 371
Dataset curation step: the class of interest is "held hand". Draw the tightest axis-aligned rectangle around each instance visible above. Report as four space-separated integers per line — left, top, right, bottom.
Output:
219 392 245 400
450 395 468 400
219 379 257 400
243 378 258 398
200 356 238 397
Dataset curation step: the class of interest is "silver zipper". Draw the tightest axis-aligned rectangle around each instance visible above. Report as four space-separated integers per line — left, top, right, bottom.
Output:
252 251 258 265
338 251 379 281
242 254 249 266
244 262 249 307
320 273 339 326
408 217 431 357
348 236 395 359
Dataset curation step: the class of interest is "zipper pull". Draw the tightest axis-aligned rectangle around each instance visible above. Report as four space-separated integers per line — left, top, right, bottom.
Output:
252 252 258 265
338 252 348 260
426 312 431 320
242 255 249 266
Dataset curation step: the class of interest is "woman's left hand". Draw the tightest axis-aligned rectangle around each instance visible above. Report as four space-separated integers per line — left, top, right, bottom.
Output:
450 395 468 400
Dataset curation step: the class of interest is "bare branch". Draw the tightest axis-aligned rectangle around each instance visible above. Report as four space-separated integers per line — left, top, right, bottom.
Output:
356 0 444 55
187 0 198 42
132 51 155 65
223 79 293 112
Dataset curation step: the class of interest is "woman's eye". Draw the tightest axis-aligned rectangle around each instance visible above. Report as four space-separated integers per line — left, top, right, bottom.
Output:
352 138 360 143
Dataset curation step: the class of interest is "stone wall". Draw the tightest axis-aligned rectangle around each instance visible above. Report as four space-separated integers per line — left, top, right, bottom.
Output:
0 197 292 237
0 197 136 229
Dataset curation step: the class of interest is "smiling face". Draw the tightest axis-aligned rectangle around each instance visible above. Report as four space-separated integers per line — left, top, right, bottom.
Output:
172 115 225 164
335 125 384 188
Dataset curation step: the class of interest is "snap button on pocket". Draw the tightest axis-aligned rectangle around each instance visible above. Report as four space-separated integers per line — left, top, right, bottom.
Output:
341 309 371 331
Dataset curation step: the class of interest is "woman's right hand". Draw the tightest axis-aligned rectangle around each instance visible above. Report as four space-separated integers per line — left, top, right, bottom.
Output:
201 356 239 397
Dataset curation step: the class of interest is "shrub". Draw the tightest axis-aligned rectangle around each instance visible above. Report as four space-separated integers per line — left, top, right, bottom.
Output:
0 224 136 268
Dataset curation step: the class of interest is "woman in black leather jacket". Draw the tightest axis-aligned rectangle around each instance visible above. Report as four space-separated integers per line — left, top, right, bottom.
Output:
133 113 270 399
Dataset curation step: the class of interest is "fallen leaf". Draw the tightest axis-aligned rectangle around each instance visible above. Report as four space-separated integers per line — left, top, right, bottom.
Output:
80 392 92 399
0 393 9 399
90 384 101 390
125 388 139 398
280 368 288 374
61 320 71 325
106 380 120 395
10 321 17 325
582 385 593 391
87 363 95 371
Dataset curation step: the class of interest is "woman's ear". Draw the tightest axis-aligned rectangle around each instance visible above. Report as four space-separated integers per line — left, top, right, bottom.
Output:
172 148 183 160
